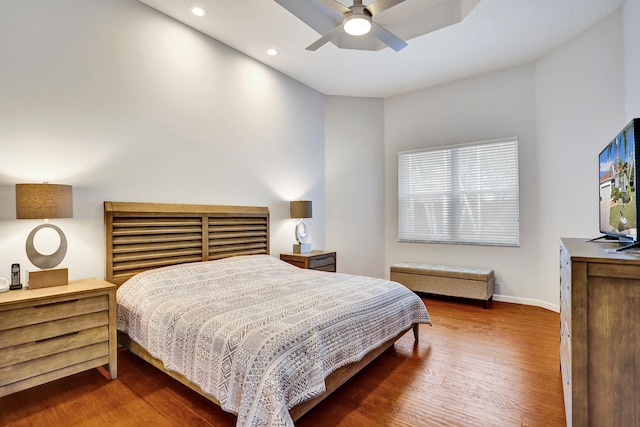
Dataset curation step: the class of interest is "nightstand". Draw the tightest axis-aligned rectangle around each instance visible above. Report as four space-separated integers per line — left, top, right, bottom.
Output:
0 278 117 397
280 250 337 272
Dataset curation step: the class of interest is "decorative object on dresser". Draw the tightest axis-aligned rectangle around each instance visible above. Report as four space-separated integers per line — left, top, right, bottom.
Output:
289 200 312 254
15 183 73 288
390 263 494 308
280 250 337 272
0 278 117 397
559 238 640 427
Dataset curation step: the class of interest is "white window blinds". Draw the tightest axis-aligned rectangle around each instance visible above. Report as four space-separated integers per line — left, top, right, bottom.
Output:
398 137 519 246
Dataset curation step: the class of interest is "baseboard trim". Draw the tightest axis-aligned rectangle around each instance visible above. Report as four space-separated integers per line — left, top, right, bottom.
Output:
493 294 559 313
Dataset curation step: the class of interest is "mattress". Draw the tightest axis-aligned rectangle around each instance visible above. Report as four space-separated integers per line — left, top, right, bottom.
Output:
117 254 431 426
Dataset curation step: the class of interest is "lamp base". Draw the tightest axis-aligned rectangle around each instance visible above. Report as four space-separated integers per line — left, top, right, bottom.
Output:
293 243 311 254
28 268 68 289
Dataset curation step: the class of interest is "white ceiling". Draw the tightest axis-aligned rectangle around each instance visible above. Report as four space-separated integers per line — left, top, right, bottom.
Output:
139 0 624 98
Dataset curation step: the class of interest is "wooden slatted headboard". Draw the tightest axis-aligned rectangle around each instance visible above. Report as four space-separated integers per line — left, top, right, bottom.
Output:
104 201 270 285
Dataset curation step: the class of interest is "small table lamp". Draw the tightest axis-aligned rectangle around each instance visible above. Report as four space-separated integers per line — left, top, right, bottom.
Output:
16 183 73 288
290 200 312 254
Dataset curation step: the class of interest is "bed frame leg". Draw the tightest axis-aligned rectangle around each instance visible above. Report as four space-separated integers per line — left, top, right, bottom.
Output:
412 324 419 341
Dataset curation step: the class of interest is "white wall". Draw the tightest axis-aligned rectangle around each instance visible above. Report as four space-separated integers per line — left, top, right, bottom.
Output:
325 96 385 277
383 65 542 305
625 0 640 119
535 10 625 306
380 9 626 310
0 0 326 282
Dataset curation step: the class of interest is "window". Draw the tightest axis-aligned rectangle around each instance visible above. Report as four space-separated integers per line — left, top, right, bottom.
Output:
398 137 519 246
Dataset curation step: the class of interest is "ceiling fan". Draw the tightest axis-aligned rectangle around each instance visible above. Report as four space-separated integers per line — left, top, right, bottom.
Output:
275 0 408 52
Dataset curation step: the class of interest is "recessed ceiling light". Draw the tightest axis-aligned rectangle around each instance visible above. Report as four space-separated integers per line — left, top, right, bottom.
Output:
189 5 207 17
266 49 278 56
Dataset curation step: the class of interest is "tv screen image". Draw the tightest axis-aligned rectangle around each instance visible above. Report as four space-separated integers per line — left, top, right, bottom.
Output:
598 118 639 244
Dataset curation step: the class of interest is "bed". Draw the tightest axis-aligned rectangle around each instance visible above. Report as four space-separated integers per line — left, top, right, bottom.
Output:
105 201 431 426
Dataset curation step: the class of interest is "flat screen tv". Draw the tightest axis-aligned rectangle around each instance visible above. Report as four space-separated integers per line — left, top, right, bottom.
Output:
598 118 640 251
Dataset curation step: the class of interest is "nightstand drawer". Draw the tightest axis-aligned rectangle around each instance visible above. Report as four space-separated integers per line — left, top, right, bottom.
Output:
0 341 109 387
280 250 337 272
0 295 109 331
0 311 109 349
308 253 336 270
0 325 109 368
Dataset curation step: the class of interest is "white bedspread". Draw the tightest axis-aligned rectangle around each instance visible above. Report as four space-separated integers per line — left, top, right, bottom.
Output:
117 255 431 427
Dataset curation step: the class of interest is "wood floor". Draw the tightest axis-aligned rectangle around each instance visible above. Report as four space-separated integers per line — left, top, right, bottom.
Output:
0 297 566 427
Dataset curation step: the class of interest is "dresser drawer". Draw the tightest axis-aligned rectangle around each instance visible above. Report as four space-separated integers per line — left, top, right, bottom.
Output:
560 319 571 384
560 277 571 337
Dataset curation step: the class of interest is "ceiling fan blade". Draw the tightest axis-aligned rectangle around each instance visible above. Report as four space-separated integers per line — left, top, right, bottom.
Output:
366 0 405 16
306 24 345 51
312 0 350 15
370 21 407 51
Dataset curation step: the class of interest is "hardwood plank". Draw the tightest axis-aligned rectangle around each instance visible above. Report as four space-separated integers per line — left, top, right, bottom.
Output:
0 297 565 426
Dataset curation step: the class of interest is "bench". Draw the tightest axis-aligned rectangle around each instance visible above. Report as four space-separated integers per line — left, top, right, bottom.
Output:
390 263 495 308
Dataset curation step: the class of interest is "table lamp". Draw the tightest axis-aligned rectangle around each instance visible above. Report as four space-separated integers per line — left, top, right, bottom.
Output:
16 183 73 288
290 200 312 254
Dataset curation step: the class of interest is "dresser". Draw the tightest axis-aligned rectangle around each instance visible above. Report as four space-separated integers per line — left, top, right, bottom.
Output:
560 238 640 427
0 278 117 397
280 250 337 272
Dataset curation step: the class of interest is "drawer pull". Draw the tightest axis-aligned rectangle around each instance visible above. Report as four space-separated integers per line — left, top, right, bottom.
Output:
34 299 79 309
35 331 80 344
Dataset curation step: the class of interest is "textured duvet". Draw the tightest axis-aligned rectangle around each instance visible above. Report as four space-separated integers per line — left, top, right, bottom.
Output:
117 255 431 426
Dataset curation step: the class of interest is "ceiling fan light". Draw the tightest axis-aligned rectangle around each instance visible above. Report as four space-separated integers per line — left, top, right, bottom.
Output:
344 15 371 36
